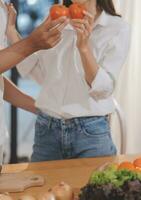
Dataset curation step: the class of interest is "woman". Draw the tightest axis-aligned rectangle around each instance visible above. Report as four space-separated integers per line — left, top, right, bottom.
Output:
8 0 130 161
0 0 68 163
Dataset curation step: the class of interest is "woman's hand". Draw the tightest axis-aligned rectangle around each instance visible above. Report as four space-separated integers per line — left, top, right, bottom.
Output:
28 16 69 50
70 10 95 51
6 3 17 39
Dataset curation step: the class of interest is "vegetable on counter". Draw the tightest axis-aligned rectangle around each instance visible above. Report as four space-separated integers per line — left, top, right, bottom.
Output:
0 193 13 200
79 158 141 200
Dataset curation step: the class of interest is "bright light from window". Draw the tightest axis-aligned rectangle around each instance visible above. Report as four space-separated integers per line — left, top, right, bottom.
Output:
17 14 32 32
27 0 38 5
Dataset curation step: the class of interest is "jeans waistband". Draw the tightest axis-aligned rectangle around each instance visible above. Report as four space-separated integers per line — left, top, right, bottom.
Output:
37 110 108 126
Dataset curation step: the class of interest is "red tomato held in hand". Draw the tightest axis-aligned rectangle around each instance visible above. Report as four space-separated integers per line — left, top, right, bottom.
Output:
69 3 86 19
50 5 69 20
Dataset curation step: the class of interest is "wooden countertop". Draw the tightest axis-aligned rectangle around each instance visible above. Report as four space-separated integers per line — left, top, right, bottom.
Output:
1 154 141 199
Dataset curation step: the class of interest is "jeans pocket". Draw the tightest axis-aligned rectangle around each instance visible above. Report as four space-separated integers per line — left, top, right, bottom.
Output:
35 114 51 137
80 116 110 137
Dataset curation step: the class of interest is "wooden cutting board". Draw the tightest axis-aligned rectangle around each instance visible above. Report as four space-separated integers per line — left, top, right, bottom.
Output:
0 172 45 193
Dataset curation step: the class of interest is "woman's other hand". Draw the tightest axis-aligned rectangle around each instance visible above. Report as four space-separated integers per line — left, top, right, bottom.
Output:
28 16 69 50
70 10 95 50
6 3 17 39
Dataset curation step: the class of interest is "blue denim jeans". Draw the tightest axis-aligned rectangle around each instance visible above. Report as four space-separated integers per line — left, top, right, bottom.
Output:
31 112 117 162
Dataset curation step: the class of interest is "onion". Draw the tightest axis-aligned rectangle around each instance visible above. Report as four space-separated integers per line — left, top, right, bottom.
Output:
39 193 55 200
53 183 74 200
17 195 36 200
0 194 13 200
39 182 74 200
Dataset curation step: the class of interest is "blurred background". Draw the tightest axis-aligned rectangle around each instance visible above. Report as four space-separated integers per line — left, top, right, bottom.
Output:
3 0 141 163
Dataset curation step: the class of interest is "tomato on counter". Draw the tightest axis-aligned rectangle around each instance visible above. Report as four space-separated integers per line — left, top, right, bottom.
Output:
118 161 135 171
133 157 141 168
117 157 141 172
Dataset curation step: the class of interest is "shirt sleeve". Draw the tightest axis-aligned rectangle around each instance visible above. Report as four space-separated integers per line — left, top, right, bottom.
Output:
89 25 130 101
16 52 44 85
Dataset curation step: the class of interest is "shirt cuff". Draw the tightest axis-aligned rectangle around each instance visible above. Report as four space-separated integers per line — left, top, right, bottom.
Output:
89 67 114 101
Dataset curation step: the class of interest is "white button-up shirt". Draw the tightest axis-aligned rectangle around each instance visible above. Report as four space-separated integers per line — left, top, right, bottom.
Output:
17 11 130 119
0 2 8 145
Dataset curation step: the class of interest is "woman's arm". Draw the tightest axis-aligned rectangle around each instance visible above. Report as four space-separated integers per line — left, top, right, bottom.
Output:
71 13 130 100
0 37 38 74
71 11 99 86
3 77 37 113
5 4 58 84
0 10 68 74
78 45 99 86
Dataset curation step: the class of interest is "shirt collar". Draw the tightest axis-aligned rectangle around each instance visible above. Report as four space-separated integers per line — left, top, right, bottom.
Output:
93 10 109 28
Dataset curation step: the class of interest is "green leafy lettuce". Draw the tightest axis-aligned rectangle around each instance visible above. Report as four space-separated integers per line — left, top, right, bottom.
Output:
89 164 141 187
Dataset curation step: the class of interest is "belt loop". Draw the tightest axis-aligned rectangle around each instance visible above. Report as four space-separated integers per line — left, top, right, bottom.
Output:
74 117 81 130
47 115 52 130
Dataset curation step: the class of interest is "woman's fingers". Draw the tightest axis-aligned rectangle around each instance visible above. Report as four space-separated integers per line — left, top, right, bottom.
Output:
31 15 68 50
71 22 85 30
47 19 68 38
7 3 17 13
83 10 94 20
71 18 89 24
47 32 62 48
83 10 95 25
50 34 62 46
71 19 91 35
72 23 89 37
71 19 89 30
57 19 69 32
51 37 62 47
6 3 17 28
44 16 69 31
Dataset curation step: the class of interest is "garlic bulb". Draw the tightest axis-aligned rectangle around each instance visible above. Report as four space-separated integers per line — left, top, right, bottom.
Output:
39 182 74 200
39 193 55 200
0 194 13 200
17 195 36 200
